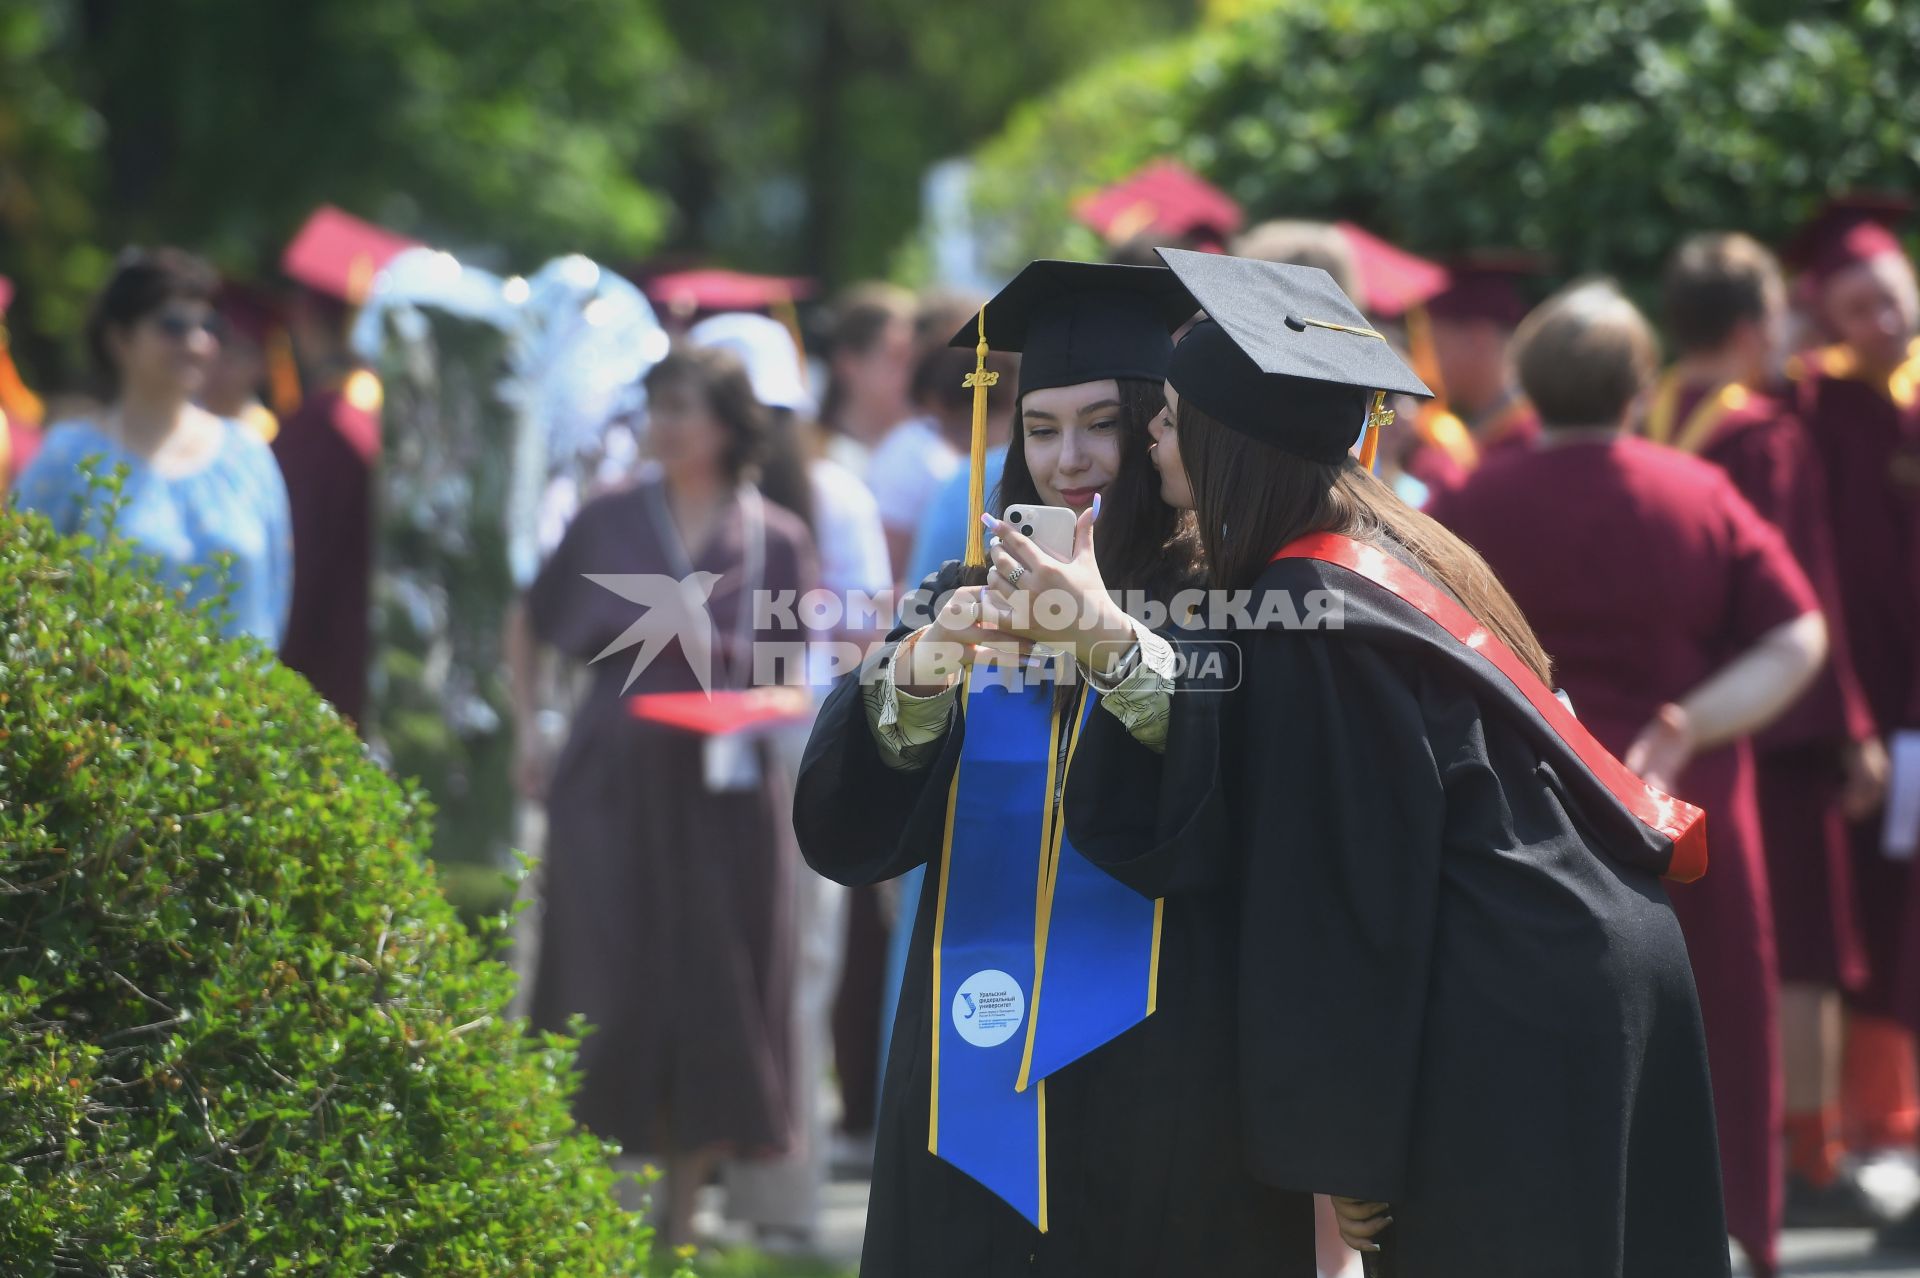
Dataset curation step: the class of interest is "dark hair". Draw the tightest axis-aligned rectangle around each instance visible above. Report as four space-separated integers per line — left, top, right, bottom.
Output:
1662 232 1783 355
86 247 219 391
1177 398 1553 684
758 406 818 533
993 377 1202 604
1513 280 1659 430
819 282 915 431
643 344 771 484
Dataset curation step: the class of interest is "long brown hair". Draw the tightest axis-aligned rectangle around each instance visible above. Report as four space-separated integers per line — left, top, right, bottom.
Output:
994 377 1203 603
1178 398 1553 683
643 345 770 484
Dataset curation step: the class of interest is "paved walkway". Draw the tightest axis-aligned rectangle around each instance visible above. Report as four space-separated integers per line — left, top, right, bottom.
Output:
750 1181 1920 1276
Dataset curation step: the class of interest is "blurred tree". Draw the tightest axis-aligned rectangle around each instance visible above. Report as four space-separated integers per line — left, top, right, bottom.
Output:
0 0 678 382
970 0 1920 296
645 0 1199 284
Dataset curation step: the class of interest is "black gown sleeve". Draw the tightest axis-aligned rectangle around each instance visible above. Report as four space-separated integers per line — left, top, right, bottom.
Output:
791 561 972 887
1062 632 1240 896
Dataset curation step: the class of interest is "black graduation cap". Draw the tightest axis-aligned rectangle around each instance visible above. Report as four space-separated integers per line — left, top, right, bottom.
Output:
948 260 1197 400
1157 247 1432 464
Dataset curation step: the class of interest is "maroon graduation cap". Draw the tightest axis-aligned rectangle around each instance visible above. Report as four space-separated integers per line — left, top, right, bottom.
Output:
214 281 285 348
628 688 813 736
1335 223 1451 319
282 206 420 305
1075 160 1244 248
644 269 815 321
1783 193 1913 285
1425 253 1546 329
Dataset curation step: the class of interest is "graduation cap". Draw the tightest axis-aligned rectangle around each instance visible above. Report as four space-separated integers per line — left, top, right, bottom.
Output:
947 260 1195 564
1157 247 1431 466
1425 253 1543 328
1334 223 1451 320
1075 160 1244 248
645 269 814 318
1783 193 1913 285
213 281 283 348
946 260 1195 400
627 688 813 736
282 206 420 305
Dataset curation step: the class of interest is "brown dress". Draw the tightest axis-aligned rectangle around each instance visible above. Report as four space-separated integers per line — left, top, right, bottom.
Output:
525 477 816 1155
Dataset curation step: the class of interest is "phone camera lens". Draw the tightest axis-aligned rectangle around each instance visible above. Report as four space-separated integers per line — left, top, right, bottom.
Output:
1021 524 1034 537
1008 509 1022 521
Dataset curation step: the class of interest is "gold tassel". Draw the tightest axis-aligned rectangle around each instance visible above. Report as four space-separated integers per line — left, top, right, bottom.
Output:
0 322 44 428
1358 390 1391 472
962 304 999 567
267 325 303 419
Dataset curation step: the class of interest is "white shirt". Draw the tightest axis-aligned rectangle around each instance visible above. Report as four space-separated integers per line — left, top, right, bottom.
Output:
866 416 960 533
806 457 893 688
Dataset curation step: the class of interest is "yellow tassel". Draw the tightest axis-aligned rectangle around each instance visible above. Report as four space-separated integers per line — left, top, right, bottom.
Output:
1358 390 1390 471
962 304 999 567
0 323 45 429
267 325 303 419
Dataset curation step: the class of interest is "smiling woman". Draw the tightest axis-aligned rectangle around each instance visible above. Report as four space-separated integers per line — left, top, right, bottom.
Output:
12 247 292 646
793 261 1329 1278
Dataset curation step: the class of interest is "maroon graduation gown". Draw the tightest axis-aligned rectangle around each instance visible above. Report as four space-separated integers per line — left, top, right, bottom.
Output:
1656 381 1875 990
1793 342 1920 1019
272 382 379 726
1431 435 1820 1273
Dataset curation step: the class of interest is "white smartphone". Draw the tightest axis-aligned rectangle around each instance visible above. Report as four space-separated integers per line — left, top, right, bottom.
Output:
1003 503 1078 563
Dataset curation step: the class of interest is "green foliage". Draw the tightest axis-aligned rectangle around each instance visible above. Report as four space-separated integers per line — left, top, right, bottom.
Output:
972 0 1920 292
675 1249 853 1278
643 0 1198 280
0 499 664 1275
1 0 677 378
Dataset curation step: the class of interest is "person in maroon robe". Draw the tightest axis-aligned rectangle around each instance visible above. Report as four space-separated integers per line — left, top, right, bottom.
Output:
1658 232 1887 1215
1784 195 1920 1250
1430 281 1829 1278
1426 255 1546 460
272 300 379 725
269 208 413 728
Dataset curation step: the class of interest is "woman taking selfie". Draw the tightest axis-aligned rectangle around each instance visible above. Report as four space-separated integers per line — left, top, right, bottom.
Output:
794 261 1334 1276
982 251 1734 1277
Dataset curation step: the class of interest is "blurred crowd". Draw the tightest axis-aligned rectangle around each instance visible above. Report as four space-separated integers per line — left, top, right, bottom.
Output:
6 162 1920 1273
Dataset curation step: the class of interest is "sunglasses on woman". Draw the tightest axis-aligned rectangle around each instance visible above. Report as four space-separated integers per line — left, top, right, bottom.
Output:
150 310 226 340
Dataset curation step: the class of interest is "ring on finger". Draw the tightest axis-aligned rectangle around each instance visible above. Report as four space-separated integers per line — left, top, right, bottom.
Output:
1003 563 1027 588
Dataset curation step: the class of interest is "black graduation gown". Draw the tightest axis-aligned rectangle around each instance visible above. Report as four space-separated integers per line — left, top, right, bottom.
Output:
793 561 1314 1278
1064 552 1731 1278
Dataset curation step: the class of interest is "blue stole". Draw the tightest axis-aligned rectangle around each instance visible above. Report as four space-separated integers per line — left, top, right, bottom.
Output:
927 660 1163 1230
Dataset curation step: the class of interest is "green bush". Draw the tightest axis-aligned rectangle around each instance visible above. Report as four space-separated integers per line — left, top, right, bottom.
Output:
0 500 667 1276
972 0 1920 293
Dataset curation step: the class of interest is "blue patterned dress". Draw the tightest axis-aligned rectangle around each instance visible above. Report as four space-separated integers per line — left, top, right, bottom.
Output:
14 417 293 646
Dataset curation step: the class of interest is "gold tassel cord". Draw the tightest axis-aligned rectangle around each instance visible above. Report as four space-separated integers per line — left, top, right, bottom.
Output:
1298 316 1385 340
963 304 998 567
1358 390 1391 472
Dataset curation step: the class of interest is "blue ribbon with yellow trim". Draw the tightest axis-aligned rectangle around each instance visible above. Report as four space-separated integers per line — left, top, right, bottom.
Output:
928 663 1162 1229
